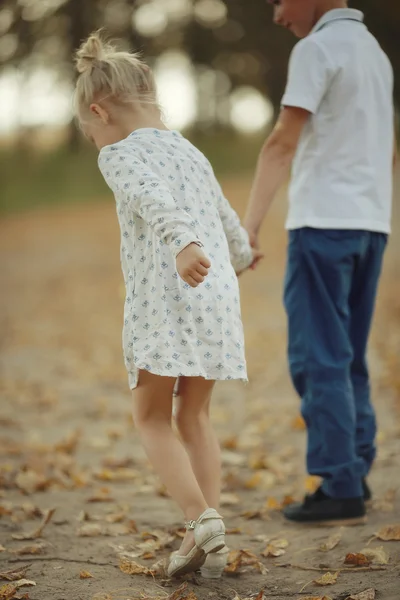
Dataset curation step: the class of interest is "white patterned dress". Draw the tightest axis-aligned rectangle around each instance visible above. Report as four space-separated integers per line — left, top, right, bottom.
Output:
98 128 253 389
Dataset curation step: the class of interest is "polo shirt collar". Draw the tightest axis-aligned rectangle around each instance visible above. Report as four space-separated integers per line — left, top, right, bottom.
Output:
311 8 364 34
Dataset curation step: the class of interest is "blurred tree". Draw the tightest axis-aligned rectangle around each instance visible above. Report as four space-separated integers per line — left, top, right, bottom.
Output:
0 0 398 144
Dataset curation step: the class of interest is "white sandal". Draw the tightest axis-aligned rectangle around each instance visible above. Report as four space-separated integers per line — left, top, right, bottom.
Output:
167 508 225 578
200 546 229 579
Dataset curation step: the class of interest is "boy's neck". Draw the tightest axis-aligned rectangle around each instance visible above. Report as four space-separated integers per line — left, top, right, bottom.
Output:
314 0 348 25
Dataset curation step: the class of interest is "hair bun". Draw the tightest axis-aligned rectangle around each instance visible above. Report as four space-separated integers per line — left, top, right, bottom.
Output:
75 31 107 74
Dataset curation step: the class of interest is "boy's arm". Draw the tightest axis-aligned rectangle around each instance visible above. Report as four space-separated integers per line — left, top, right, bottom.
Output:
244 106 309 243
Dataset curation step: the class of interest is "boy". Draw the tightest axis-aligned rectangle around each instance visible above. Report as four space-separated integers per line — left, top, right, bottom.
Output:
244 0 395 524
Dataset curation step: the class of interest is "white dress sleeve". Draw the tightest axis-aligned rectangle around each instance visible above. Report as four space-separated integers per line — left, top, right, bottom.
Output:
98 144 203 259
215 186 253 273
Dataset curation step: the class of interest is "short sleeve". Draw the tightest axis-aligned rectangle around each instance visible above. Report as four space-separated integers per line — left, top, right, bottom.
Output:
281 38 335 115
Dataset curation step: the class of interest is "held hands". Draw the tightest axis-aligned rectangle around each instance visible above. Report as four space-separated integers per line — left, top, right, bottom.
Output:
176 243 211 288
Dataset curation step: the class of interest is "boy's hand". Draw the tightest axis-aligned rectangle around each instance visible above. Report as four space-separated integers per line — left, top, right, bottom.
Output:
249 247 264 271
237 247 264 276
176 243 211 287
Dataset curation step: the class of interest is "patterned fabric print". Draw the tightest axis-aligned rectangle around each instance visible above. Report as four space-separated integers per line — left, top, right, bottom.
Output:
98 128 253 389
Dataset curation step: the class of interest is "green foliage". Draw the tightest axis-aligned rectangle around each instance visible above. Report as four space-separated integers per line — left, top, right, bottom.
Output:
0 131 265 215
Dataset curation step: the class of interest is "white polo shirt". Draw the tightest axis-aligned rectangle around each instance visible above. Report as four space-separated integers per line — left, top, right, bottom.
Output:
282 9 394 233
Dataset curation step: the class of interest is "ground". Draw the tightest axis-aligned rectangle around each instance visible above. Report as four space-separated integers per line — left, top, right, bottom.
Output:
0 176 399 600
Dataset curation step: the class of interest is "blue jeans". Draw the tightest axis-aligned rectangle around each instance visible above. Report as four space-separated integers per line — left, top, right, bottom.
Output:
284 228 387 498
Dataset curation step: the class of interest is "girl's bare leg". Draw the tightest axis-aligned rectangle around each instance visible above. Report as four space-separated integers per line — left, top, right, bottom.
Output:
132 370 208 554
174 378 221 512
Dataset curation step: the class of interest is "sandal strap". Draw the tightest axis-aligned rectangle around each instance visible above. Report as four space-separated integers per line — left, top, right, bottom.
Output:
185 519 196 530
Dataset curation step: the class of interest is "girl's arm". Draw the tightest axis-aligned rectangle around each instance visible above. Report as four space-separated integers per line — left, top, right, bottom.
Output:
215 185 254 274
99 145 203 260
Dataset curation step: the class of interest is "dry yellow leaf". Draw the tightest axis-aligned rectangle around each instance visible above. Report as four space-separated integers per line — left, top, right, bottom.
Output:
0 566 31 582
119 558 153 576
319 529 343 552
220 493 240 506
0 546 5 553
54 428 81 454
15 470 48 495
10 542 46 555
12 508 56 541
14 580 35 589
360 546 389 565
240 510 264 520
314 572 339 586
297 597 333 600
245 472 262 490
77 523 102 537
305 476 321 494
221 436 238 450
265 497 281 510
261 544 286 558
292 415 306 430
344 553 371 566
0 583 17 600
345 590 376 600
79 571 93 579
375 524 400 541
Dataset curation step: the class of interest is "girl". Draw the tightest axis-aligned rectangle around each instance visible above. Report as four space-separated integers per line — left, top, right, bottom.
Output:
74 31 261 578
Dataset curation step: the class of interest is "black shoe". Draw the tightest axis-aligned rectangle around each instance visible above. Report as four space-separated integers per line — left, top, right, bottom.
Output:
283 487 367 525
363 478 372 502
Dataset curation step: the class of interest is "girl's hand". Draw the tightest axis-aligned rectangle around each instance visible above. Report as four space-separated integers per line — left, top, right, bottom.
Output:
176 243 211 287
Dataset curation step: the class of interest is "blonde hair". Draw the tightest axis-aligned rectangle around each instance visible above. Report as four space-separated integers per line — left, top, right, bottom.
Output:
74 30 158 123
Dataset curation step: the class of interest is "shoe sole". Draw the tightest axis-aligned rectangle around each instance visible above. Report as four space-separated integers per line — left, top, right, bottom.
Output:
286 515 367 527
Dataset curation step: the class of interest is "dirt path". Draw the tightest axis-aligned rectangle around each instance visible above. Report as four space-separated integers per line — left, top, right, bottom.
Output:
1 177 399 600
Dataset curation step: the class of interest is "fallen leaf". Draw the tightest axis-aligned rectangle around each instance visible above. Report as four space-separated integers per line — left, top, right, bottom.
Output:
244 472 264 489
261 545 286 558
12 508 55 541
79 571 93 579
94 468 139 482
314 572 339 586
248 453 268 470
77 524 102 537
305 476 321 494
226 527 242 535
281 495 296 507
319 529 343 552
220 493 240 506
240 510 264 520
221 436 238 450
141 552 156 560
119 558 153 576
10 543 46 555
102 456 135 469
375 524 400 541
0 546 5 553
345 589 376 600
261 539 289 558
167 582 198 599
344 553 371 566
0 566 31 582
298 597 333 600
0 583 17 600
224 549 268 576
372 489 396 512
55 429 81 454
86 489 115 503
265 497 281 511
104 511 126 524
14 581 35 589
15 471 48 495
360 546 389 565
292 415 306 430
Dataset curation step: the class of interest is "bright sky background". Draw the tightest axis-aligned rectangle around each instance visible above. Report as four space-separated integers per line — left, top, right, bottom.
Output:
0 58 273 135
0 0 274 136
